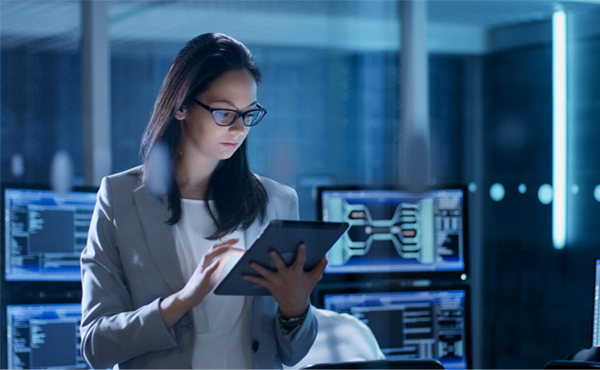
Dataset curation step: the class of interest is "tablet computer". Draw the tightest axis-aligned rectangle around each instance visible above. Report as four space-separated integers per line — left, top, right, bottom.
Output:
214 220 349 296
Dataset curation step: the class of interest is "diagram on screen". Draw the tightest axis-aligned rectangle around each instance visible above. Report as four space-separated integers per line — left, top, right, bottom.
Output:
321 189 464 274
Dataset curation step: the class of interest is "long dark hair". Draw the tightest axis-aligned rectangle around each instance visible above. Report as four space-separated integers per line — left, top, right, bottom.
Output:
140 33 268 240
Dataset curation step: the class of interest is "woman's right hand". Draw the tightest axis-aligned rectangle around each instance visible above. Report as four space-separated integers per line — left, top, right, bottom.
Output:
159 238 242 328
179 238 242 307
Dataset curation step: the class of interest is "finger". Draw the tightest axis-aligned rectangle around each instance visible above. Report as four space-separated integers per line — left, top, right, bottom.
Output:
208 239 239 254
249 262 276 280
205 238 241 259
203 245 232 267
198 259 220 291
269 250 288 272
308 257 328 280
242 274 271 289
203 258 220 275
206 244 229 257
213 238 240 248
292 243 307 271
228 247 246 256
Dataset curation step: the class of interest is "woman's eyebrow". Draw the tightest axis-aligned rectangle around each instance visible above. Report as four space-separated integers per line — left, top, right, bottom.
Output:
213 99 257 110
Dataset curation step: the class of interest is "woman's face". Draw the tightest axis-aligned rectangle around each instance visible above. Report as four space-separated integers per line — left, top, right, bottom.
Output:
176 68 257 166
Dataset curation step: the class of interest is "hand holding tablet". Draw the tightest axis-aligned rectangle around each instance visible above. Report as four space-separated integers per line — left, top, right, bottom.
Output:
214 220 349 296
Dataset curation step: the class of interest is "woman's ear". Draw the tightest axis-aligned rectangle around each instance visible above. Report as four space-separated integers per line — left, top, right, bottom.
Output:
174 108 186 121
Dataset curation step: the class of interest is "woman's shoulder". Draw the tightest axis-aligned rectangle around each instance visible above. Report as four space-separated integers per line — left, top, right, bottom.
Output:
100 165 144 196
253 174 297 200
105 165 143 184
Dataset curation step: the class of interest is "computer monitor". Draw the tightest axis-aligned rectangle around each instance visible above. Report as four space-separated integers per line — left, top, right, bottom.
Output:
5 303 87 369
317 186 468 280
319 286 471 370
593 259 600 346
2 185 97 282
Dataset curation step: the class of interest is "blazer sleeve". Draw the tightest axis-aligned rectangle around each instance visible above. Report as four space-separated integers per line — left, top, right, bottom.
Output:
80 176 178 369
275 306 318 366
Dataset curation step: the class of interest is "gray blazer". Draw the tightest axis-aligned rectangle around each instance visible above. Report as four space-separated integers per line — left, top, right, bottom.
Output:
80 166 317 369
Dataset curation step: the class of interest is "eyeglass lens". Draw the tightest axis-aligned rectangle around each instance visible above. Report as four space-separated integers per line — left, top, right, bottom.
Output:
213 109 265 126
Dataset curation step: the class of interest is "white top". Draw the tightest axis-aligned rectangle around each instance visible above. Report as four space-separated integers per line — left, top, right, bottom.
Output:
173 199 253 369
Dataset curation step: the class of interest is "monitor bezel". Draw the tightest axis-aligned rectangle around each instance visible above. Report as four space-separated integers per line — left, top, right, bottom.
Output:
316 184 470 282
312 282 472 370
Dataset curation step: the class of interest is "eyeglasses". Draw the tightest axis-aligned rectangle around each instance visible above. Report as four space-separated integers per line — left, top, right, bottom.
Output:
194 99 267 127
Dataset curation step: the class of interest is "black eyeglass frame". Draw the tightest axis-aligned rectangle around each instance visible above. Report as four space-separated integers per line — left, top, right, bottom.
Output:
193 99 267 127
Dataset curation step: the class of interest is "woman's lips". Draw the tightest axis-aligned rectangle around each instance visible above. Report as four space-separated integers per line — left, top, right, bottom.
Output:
221 142 237 149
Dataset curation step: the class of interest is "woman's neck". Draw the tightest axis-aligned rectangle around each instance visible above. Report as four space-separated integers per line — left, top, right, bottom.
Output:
176 152 219 200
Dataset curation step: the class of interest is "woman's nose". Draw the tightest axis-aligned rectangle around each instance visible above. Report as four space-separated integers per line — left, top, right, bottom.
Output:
228 117 247 134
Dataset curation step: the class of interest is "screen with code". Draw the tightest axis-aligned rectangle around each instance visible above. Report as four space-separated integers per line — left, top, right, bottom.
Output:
323 288 470 369
3 187 97 281
6 303 87 369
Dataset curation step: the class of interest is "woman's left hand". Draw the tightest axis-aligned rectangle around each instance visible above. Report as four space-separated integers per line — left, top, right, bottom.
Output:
243 243 327 319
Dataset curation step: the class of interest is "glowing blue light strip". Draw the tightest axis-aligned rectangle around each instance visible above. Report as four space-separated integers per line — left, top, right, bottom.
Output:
553 9 567 250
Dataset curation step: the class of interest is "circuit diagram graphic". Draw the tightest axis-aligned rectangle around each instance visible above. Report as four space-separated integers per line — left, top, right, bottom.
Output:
323 191 463 272
326 197 434 267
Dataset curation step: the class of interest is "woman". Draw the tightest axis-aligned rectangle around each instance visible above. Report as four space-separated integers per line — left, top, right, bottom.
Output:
80 33 325 369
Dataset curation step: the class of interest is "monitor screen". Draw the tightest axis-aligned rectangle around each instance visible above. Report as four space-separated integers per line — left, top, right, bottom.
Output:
3 186 97 281
317 186 468 278
322 287 470 370
6 303 87 369
594 259 600 346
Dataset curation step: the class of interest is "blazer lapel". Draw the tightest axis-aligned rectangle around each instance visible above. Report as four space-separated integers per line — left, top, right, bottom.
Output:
133 185 185 292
